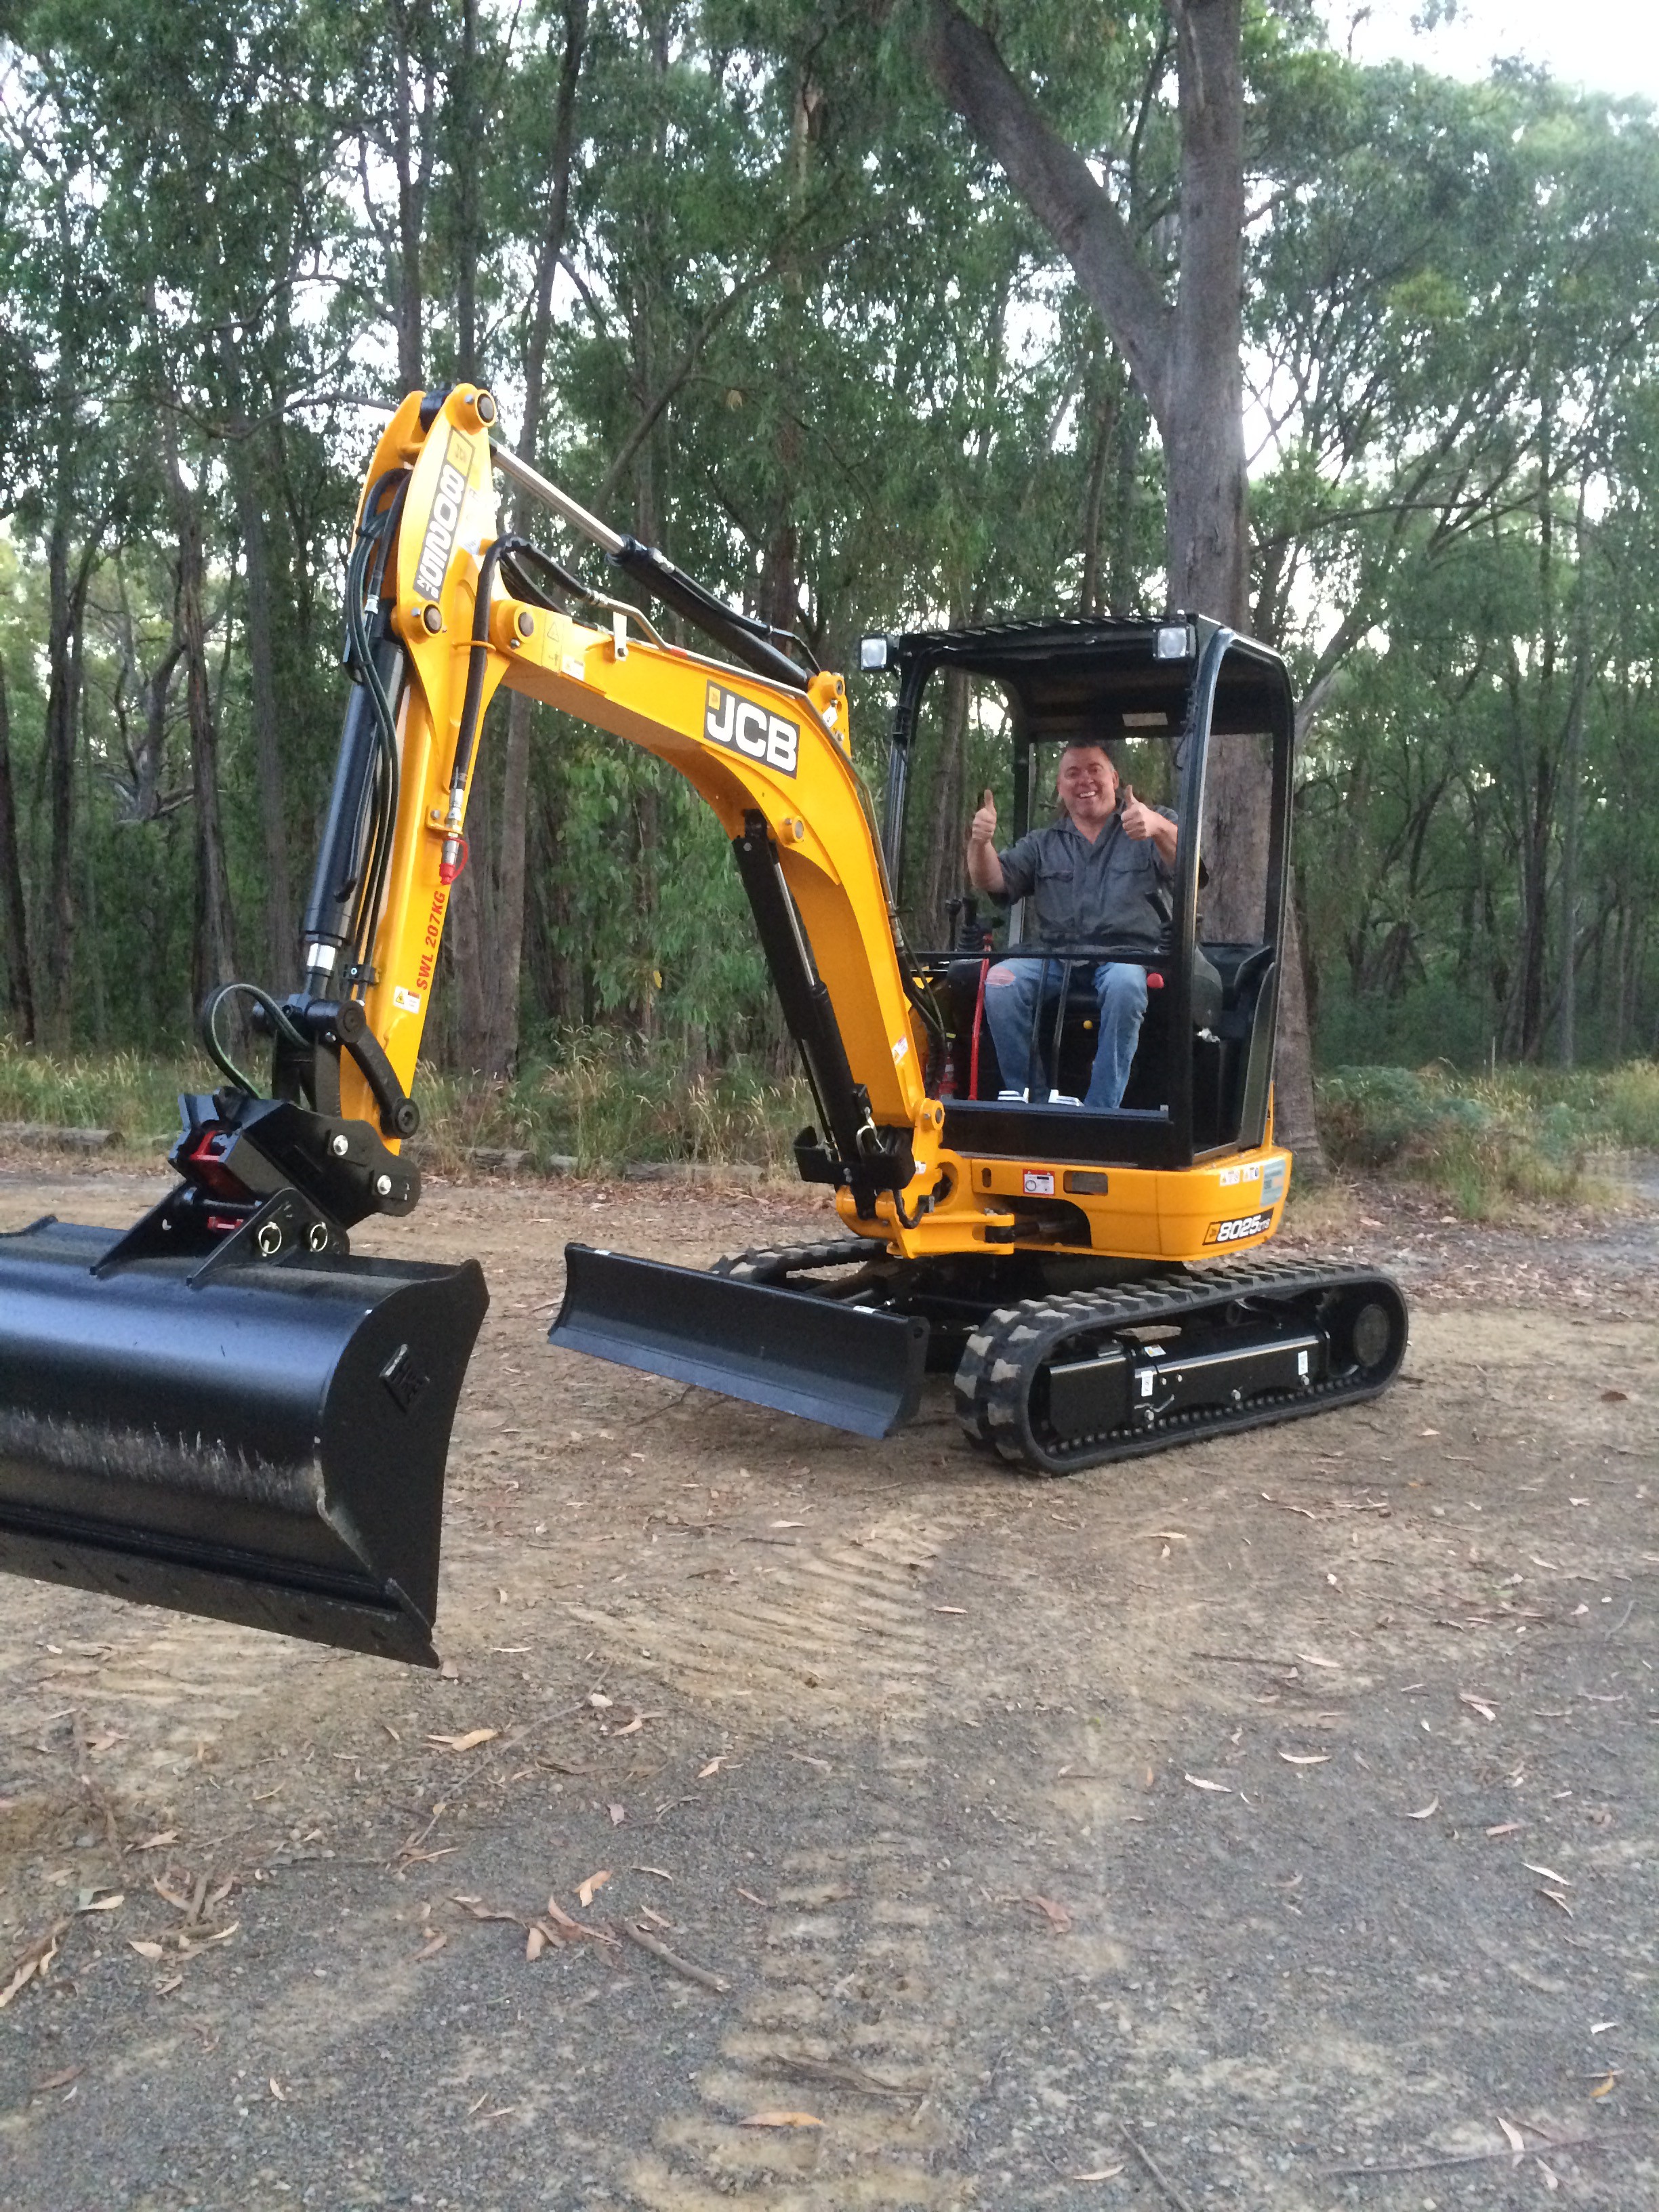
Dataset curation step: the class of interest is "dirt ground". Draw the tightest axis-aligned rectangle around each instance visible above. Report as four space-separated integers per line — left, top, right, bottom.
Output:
0 1156 1653 2212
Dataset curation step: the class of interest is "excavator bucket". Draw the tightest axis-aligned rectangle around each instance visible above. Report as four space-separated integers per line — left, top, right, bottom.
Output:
0 1217 487 1668
550 1244 928 1438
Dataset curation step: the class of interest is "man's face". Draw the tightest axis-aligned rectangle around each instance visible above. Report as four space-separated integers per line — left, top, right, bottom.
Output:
1057 745 1118 832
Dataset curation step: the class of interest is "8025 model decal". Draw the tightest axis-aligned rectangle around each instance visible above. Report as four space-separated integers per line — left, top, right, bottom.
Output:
704 683 799 775
1204 1210 1273 1245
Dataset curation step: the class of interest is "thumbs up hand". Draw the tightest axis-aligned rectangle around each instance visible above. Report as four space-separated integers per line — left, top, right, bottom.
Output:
969 787 998 848
1119 783 1155 840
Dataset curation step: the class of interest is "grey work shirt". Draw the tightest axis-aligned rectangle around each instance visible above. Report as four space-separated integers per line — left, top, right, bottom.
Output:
995 808 1178 949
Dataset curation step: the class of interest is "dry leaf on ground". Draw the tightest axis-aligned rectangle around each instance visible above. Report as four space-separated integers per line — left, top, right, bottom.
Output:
1027 1896 1072 1933
698 1757 726 1778
1277 1751 1330 1766
0 1920 68 2010
739 2111 823 2129
1184 1774 1231 1793
1071 2167 1126 2182
1498 2117 1525 2160
32 2066 81 2094
426 1728 498 1753
1405 1798 1439 1819
577 1870 612 1908
127 1940 165 1963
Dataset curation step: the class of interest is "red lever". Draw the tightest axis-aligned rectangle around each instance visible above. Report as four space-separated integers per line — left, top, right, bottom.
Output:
1146 971 1165 990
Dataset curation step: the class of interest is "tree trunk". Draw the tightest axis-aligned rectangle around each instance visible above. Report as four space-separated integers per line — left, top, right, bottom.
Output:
226 411 294 985
459 0 588 1078
161 411 237 1006
913 0 1323 1166
390 0 431 391
41 508 83 1048
0 657 35 1042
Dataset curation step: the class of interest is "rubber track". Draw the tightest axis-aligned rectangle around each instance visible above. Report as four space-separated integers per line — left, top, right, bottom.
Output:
952 1256 1408 1477
711 1238 890 1285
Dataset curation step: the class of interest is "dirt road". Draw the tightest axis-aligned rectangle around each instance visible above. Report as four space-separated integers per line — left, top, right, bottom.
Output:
0 1162 1653 2211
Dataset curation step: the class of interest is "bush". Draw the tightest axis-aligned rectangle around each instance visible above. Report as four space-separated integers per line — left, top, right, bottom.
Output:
1314 1059 1659 1217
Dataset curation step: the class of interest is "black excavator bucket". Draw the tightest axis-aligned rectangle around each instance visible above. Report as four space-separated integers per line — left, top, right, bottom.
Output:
550 1243 928 1438
0 1218 488 1668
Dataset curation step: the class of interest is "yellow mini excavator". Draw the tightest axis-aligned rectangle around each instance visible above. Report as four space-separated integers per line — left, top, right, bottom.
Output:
0 388 1406 1665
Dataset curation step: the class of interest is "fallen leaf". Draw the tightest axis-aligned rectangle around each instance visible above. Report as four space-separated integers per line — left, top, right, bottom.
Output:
1277 1751 1330 1766
1486 1822 1523 1838
1405 1798 1439 1819
131 1831 178 1853
739 2111 823 2129
525 1925 546 1962
1184 1774 1231 1793
1538 2157 1560 2190
32 2066 82 2094
1523 1861 1570 1885
0 1921 67 2009
269 2078 288 2102
1420 1427 1439 1437
636 1904 678 1931
609 1803 626 1826
735 1886 769 1907
1027 1896 1071 1932
1591 2073 1616 2098
154 1974 182 1996
577 1870 612 1908
1459 1693 1497 1721
1600 1389 1628 1402
588 1692 613 1711
630 1865 674 1882
1538 1887 1573 1916
1591 2020 1618 2034
612 1716 645 1737
127 1940 166 1963
1498 2116 1525 2160
426 1728 498 1753
413 1933 447 1961
77 1891 124 1913
544 1896 581 1933
1070 2168 1126 2183
1295 1651 1339 1669
698 1757 726 1779
932 1605 966 1615
770 1520 806 1529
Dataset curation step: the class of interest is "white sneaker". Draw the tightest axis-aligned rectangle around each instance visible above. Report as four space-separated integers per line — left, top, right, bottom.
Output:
996 1087 1029 1103
1046 1090 1082 1107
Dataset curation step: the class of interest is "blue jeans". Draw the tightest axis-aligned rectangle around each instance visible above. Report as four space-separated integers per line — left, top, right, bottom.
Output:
983 958 1149 1110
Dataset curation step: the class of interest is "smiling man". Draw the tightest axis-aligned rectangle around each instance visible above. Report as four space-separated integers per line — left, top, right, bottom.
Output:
966 740 1180 1109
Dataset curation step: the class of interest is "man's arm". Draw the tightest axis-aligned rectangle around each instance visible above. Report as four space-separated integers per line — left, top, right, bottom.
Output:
966 787 1006 897
1120 785 1178 869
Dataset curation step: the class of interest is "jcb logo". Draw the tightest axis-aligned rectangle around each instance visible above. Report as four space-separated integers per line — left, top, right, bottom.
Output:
1204 1210 1272 1245
411 430 474 600
704 683 799 776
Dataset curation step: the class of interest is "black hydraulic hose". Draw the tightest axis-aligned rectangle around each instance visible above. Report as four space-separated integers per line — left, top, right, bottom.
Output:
609 536 814 690
445 532 522 814
201 980 312 1097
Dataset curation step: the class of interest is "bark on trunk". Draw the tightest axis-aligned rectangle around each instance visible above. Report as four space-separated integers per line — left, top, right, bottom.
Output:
226 418 294 984
41 510 83 1048
161 413 237 1006
0 656 35 1042
455 0 588 1077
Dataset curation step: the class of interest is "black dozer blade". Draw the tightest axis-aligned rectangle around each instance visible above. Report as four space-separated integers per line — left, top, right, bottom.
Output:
551 1243 928 1439
0 1218 488 1668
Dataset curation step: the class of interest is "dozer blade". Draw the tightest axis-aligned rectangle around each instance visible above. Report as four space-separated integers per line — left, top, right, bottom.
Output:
550 1244 928 1438
0 1219 488 1668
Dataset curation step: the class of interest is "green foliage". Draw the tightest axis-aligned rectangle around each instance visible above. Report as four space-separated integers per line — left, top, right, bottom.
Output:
415 1035 812 1176
1317 1060 1659 1216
